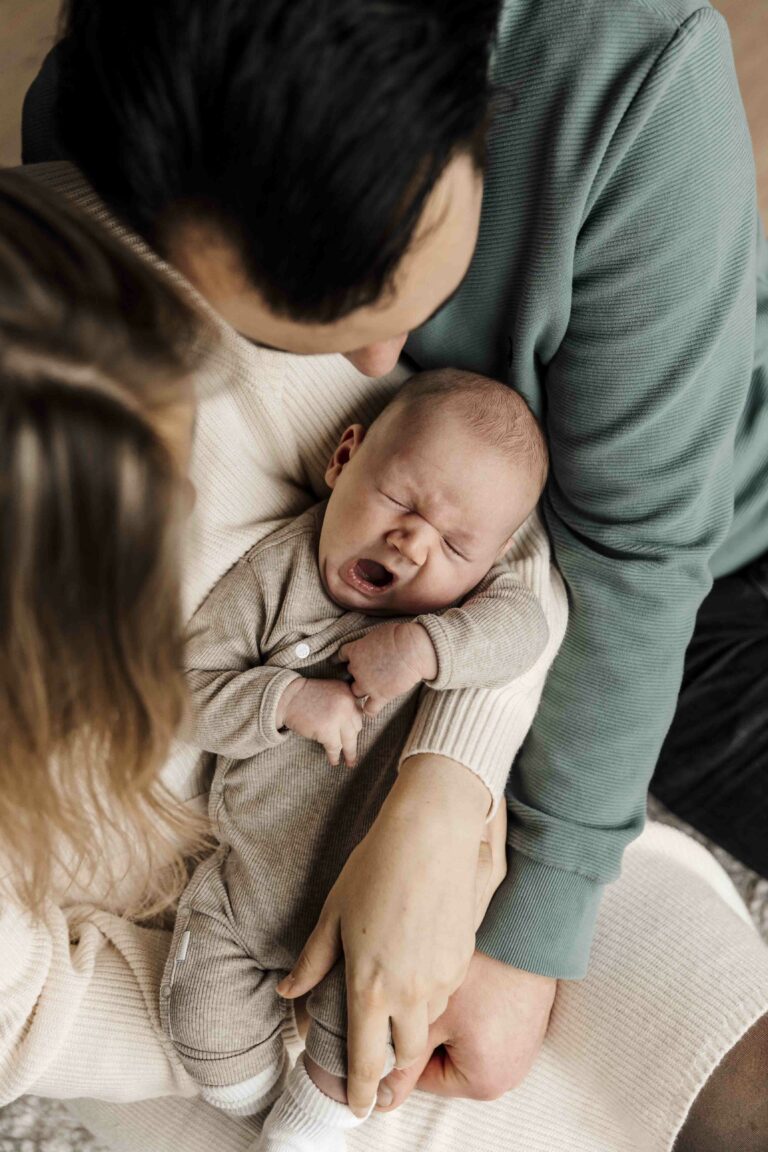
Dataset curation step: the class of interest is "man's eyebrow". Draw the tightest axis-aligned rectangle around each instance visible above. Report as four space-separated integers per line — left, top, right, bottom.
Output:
237 284 464 352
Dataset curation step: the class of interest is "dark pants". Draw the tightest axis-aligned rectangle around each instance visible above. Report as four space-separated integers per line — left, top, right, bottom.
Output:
651 553 768 876
21 48 768 880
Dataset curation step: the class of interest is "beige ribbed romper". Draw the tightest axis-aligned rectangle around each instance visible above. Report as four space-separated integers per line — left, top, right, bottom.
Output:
160 502 548 1087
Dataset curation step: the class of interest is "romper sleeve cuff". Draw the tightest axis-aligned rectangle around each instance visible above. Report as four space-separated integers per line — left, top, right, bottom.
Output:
259 668 305 746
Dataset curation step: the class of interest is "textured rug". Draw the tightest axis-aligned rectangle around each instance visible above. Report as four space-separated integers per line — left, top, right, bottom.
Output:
2 799 767 1151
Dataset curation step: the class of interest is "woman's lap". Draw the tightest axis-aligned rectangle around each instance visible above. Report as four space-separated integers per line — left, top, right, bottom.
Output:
69 822 768 1152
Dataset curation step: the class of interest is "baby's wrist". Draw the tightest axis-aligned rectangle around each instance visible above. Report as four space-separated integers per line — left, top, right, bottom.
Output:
403 622 438 682
276 676 307 730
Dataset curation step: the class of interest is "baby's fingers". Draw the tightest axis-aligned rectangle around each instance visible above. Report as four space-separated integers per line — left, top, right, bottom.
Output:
342 725 359 769
324 742 343 767
363 694 386 718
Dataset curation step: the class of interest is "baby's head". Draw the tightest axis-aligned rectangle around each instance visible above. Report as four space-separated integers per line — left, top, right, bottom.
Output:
319 368 548 615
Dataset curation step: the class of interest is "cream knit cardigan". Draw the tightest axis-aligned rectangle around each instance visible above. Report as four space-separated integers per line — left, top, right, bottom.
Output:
2 165 768 1152
0 162 566 1100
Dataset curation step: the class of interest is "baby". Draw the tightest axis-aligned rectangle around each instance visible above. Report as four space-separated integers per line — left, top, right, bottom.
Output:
161 368 552 1151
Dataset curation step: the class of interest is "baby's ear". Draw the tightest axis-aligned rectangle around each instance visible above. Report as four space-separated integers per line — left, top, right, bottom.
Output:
325 424 367 489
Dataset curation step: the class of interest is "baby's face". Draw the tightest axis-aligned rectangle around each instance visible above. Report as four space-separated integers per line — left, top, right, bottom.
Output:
319 406 538 616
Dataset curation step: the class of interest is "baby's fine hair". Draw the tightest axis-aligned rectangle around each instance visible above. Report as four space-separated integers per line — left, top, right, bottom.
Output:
392 368 548 497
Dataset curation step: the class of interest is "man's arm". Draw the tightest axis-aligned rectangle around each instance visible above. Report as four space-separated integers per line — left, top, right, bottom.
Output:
277 518 568 1112
478 8 757 978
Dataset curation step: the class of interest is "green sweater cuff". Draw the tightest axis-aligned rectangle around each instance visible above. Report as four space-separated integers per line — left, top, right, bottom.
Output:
475 851 604 980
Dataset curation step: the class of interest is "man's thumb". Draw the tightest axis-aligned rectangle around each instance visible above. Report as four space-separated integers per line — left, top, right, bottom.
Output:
375 1050 431 1113
276 915 340 998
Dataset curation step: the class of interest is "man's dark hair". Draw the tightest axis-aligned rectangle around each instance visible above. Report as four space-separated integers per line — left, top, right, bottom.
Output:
57 0 503 323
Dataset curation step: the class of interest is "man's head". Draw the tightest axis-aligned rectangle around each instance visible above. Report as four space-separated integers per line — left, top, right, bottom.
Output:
58 0 502 375
319 369 548 615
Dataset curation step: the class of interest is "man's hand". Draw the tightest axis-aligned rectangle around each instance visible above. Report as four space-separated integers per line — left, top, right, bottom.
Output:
277 677 363 766
375 952 556 1110
276 755 492 1116
338 622 438 716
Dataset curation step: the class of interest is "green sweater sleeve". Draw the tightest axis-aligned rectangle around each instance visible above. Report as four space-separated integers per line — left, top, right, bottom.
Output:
476 8 758 977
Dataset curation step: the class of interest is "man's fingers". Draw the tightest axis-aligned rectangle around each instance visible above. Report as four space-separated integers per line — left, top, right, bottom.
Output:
416 1045 473 1098
275 916 341 999
391 1004 429 1070
363 695 385 717
346 996 390 1117
426 993 450 1024
325 744 342 767
473 839 495 928
377 1012 451 1112
375 1051 430 1112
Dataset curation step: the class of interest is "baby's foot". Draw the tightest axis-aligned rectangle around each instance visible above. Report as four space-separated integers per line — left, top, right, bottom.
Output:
257 1052 370 1152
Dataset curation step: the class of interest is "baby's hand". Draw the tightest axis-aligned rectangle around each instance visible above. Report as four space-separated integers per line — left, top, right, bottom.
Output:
338 622 438 717
278 677 363 767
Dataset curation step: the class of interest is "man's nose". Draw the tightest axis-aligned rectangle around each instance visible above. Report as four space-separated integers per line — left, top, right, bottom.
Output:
387 522 430 568
344 333 409 378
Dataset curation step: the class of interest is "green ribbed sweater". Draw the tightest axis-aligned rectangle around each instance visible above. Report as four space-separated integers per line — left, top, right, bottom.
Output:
408 0 768 977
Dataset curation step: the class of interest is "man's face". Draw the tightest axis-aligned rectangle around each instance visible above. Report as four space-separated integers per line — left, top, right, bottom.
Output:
166 154 483 377
318 406 533 616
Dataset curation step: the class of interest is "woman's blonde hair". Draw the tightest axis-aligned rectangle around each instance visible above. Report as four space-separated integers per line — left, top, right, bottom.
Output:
0 170 211 917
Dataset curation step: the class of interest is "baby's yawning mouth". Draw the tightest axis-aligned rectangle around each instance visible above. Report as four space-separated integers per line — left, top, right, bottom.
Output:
345 558 395 595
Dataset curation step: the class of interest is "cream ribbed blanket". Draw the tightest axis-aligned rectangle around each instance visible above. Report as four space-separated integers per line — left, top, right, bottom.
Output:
1 164 767 1152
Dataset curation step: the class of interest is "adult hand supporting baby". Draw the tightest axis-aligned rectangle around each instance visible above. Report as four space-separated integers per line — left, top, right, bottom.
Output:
374 953 557 1110
276 753 490 1116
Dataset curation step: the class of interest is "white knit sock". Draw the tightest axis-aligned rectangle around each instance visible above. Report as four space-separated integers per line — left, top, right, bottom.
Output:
256 1052 370 1152
201 1049 287 1117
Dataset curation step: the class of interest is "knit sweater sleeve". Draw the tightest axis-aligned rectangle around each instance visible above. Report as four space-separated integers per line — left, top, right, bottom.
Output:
476 9 758 978
0 898 195 1104
415 519 550 691
185 555 302 758
401 512 567 814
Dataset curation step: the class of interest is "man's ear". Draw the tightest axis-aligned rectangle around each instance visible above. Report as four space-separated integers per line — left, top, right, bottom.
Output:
325 424 367 489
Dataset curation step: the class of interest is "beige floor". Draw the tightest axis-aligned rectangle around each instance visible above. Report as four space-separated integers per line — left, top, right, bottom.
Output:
1 0 767 218
0 0 58 165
